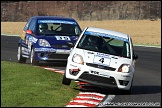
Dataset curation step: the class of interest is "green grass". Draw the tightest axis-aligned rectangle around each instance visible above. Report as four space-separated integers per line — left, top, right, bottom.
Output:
1 61 80 107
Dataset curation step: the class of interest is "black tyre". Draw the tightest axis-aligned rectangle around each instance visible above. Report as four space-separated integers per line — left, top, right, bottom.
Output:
62 74 71 85
30 47 39 66
17 45 27 63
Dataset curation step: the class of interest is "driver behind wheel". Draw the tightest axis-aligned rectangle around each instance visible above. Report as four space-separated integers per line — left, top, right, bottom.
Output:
39 23 49 33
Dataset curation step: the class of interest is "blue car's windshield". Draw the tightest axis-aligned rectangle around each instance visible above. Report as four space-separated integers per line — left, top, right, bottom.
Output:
37 20 81 36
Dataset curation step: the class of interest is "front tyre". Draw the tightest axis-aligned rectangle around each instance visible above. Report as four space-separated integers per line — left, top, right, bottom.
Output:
62 73 71 85
30 47 39 66
17 45 26 63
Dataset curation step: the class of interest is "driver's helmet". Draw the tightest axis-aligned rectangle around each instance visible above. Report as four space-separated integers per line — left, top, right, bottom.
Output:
88 36 98 45
39 23 48 32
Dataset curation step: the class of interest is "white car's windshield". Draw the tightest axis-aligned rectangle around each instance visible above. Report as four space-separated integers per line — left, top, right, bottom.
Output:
77 31 131 58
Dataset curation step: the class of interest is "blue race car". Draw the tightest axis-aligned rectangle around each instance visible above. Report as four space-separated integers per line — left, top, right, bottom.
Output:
17 16 82 65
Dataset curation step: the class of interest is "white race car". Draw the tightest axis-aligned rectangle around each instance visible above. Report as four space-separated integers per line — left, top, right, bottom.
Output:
62 27 138 94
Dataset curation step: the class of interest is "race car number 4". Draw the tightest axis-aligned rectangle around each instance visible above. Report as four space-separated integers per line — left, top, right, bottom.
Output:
55 36 71 41
93 55 111 66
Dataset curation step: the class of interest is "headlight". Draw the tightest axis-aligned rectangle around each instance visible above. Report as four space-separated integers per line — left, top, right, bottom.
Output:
72 54 84 65
38 39 51 47
118 64 130 73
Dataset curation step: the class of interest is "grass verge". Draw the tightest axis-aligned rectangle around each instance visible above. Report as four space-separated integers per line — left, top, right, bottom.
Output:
1 61 79 107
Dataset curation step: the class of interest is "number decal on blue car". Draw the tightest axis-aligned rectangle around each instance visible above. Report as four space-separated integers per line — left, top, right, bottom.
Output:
55 36 71 41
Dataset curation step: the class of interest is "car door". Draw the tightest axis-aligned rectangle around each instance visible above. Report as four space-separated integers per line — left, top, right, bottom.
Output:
21 17 32 44
25 18 37 52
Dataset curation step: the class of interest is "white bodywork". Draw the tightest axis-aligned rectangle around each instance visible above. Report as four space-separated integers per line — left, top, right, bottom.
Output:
65 27 136 90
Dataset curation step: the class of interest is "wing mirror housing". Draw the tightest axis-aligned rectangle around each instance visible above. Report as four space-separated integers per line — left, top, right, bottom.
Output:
133 54 138 60
26 30 33 35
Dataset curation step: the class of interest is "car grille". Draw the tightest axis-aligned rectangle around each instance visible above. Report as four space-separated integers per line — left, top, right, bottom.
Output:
49 53 69 60
86 63 116 71
52 44 68 49
78 72 117 86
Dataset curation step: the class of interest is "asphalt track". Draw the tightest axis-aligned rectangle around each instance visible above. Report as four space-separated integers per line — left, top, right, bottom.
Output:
1 35 161 107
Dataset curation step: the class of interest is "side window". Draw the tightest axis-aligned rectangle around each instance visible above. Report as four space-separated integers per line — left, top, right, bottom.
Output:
28 19 36 32
24 18 32 31
75 26 81 35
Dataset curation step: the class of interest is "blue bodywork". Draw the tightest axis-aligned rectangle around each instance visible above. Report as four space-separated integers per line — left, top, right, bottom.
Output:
18 16 82 61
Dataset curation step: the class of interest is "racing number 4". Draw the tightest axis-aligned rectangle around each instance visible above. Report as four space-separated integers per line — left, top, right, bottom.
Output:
99 58 104 63
93 55 110 66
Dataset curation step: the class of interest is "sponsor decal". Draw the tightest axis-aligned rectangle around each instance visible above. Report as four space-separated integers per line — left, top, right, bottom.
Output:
56 49 70 54
22 47 30 54
21 31 25 40
32 37 38 43
38 20 77 25
96 52 110 58
91 71 99 75
28 36 38 43
35 48 56 52
90 70 110 78
85 31 128 42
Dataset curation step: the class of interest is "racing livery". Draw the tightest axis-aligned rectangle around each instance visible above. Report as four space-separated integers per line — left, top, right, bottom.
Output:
17 16 82 65
62 27 138 94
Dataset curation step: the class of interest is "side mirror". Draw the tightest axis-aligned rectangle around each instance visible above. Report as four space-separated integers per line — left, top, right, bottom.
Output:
133 54 138 60
67 42 74 48
26 30 33 35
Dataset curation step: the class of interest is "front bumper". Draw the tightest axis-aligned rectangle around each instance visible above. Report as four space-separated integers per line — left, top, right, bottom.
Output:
35 48 70 61
65 62 134 90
